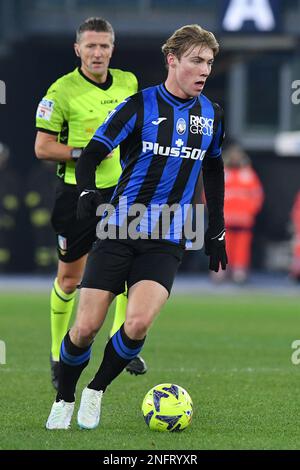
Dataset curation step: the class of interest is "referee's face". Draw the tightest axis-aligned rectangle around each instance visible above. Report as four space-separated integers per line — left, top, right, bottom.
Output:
75 31 114 82
168 45 214 99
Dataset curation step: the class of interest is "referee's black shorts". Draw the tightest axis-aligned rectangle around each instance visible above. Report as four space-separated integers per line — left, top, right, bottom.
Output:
81 238 185 296
51 180 115 263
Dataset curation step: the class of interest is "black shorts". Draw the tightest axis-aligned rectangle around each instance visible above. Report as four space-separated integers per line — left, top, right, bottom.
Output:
81 238 185 296
51 180 115 263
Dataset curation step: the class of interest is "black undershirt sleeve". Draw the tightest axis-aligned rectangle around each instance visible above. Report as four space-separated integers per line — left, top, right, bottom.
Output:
202 156 225 234
75 139 111 192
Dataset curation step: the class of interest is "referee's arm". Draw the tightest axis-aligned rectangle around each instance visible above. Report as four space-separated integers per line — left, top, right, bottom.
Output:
35 131 74 162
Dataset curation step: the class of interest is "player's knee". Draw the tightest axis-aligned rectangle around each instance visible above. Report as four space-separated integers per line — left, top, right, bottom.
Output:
72 322 98 344
125 316 150 339
58 275 80 294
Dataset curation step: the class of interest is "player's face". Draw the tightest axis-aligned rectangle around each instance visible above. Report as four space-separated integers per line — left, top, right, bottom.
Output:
75 31 114 81
169 45 214 99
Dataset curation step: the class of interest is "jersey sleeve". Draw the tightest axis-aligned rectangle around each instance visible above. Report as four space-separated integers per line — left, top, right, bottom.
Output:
76 94 140 191
91 94 139 152
35 81 67 134
206 103 225 158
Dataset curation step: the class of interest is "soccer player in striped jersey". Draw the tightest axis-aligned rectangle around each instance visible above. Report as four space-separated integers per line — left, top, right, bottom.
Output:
35 17 146 391
46 24 227 430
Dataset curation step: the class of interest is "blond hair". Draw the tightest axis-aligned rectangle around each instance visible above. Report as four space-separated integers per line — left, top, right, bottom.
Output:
162 24 219 64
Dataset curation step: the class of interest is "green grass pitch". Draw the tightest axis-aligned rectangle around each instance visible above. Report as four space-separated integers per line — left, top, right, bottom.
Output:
0 292 299 450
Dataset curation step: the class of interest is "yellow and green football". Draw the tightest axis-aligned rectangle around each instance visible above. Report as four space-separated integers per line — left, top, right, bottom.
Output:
141 383 193 432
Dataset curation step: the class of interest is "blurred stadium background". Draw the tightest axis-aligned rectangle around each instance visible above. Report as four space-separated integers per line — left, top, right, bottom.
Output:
0 0 300 278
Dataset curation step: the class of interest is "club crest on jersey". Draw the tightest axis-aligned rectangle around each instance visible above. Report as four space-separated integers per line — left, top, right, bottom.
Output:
190 115 214 136
176 118 186 135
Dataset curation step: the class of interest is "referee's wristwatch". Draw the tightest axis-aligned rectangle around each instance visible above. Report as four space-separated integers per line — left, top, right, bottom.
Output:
71 148 83 161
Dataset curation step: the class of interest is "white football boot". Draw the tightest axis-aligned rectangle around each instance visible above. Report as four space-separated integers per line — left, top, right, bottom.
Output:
77 387 103 429
46 400 75 429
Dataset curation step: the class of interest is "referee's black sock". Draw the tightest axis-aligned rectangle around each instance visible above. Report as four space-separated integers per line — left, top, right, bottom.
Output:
88 323 146 392
56 331 92 402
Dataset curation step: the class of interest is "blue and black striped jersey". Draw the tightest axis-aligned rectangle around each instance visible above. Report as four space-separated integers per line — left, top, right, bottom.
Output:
81 83 224 244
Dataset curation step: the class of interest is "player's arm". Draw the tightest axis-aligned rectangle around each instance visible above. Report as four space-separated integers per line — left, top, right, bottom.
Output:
202 157 224 237
75 139 111 220
76 140 110 191
202 104 227 272
35 131 78 162
76 96 139 219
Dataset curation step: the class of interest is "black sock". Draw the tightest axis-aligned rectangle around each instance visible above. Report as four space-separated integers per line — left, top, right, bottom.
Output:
88 324 145 392
56 331 92 402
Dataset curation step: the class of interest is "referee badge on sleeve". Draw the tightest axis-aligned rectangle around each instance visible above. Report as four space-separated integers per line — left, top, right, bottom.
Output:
58 235 67 256
36 98 55 121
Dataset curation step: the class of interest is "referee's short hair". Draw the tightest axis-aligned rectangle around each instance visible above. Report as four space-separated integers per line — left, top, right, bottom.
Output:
76 17 115 43
162 24 219 65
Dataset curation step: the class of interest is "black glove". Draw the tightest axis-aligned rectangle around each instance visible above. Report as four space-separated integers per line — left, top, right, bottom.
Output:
77 189 103 220
204 228 228 272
